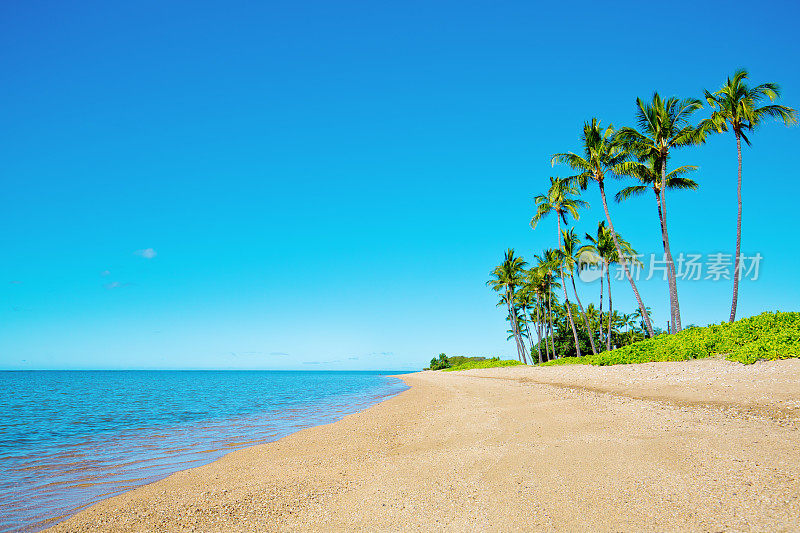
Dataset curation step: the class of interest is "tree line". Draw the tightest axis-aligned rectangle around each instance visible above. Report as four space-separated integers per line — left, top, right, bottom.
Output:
488 69 796 363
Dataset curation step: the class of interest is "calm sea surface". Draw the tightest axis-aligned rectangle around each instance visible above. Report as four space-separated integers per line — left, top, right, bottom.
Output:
0 370 409 532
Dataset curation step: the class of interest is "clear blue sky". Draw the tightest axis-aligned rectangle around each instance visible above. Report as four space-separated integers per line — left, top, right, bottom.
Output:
1 0 798 370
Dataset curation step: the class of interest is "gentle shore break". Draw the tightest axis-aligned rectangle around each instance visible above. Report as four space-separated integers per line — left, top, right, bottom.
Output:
50 360 800 532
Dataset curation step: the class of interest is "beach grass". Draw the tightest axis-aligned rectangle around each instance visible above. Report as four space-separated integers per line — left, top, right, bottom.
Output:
541 311 800 366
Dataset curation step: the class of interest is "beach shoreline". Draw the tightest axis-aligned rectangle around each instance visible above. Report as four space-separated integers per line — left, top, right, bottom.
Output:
49 360 800 532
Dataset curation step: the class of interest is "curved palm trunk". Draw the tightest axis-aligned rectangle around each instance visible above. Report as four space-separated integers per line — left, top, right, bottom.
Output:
606 267 613 351
658 158 682 332
599 180 655 337
570 274 598 356
730 132 743 323
556 217 581 357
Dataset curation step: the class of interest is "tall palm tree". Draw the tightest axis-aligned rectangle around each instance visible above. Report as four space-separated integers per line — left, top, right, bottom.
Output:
515 285 537 360
527 267 551 363
534 251 561 359
522 268 550 363
703 69 797 322
487 249 528 362
616 93 705 333
551 119 655 337
531 177 588 356
561 228 598 356
579 221 637 351
616 156 699 331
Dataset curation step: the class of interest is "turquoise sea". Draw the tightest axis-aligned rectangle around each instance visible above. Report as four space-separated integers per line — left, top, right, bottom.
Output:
0 370 409 532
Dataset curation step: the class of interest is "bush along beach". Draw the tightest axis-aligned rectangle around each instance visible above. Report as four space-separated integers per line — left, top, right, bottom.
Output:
540 311 800 366
425 354 522 371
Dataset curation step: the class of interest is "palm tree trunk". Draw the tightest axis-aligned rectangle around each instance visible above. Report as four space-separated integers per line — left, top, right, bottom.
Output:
730 132 743 323
599 180 655 337
606 267 613 351
570 274 598 356
506 290 524 362
534 302 544 364
658 157 682 332
522 305 534 362
560 271 581 357
598 263 605 345
655 188 676 332
556 217 581 357
538 297 550 362
546 288 556 358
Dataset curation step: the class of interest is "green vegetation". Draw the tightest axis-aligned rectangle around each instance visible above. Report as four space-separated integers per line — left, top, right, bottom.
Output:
427 353 451 370
485 69 796 365
541 311 800 366
425 354 522 371
443 358 523 372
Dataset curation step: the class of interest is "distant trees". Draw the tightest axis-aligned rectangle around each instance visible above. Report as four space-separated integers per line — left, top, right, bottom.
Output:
428 353 451 370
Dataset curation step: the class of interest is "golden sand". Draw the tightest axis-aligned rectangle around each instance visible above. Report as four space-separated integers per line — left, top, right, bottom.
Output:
50 359 800 532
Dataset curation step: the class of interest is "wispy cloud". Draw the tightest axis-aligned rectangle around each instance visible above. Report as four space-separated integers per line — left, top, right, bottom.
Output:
9 280 21 285
368 351 394 357
134 248 157 259
348 356 359 360
104 281 133 290
269 352 289 356
100 270 111 277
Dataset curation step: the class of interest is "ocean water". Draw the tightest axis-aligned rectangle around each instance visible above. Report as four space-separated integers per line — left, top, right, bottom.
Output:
0 370 409 532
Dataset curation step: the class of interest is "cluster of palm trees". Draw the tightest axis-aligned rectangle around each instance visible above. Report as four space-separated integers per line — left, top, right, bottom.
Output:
489 69 796 362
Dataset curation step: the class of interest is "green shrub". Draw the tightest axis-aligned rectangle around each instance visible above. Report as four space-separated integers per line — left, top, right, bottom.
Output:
540 311 800 367
443 357 523 371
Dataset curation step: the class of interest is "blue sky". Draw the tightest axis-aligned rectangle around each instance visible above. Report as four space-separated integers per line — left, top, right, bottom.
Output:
1 0 798 370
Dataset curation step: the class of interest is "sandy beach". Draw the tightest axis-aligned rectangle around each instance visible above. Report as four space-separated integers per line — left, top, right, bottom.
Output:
49 359 800 532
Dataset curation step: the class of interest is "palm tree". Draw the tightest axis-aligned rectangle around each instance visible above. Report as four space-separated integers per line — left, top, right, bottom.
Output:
552 119 655 337
487 249 528 362
616 156 698 205
525 267 551 363
616 93 705 333
520 279 543 363
703 69 797 322
579 221 637 351
506 308 529 349
616 156 699 332
631 306 653 334
561 228 598 356
515 285 537 360
531 177 588 356
534 251 561 359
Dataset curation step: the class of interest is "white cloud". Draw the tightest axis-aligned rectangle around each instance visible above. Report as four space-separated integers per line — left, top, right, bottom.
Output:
104 281 133 290
100 270 111 276
134 248 157 259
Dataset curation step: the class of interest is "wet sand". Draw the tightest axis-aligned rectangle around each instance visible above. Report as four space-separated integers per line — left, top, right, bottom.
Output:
50 359 800 532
